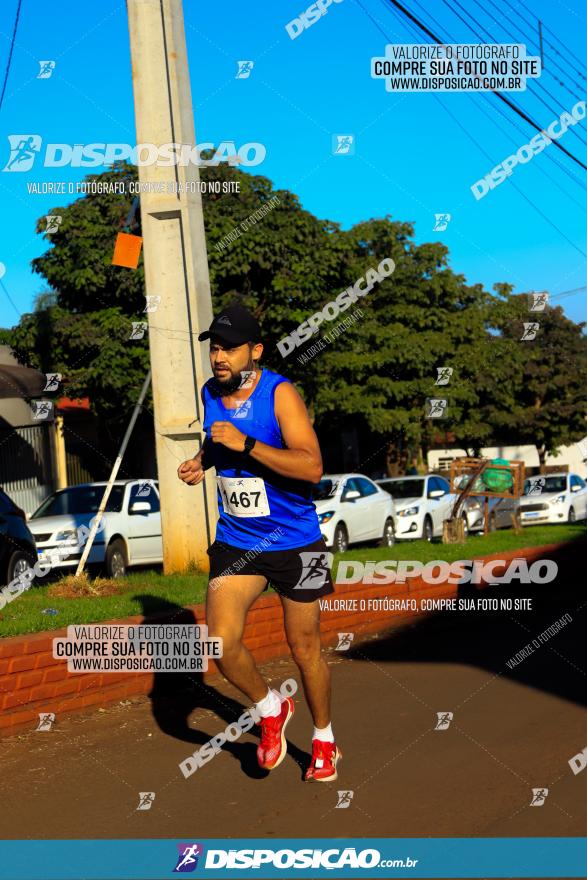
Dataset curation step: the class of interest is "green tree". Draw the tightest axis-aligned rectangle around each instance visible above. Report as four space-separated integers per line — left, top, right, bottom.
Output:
481 285 587 469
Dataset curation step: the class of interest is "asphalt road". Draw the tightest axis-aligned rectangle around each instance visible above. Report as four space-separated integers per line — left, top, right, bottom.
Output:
1 539 587 879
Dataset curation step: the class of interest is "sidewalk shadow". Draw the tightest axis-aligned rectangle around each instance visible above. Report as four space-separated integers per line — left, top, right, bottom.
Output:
132 594 308 779
338 533 587 711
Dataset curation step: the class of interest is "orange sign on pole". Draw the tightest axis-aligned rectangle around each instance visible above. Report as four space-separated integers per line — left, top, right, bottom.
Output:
112 231 143 269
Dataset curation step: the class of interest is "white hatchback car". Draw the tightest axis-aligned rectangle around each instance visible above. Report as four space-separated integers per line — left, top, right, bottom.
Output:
312 474 395 553
28 480 163 578
519 472 587 525
377 475 456 541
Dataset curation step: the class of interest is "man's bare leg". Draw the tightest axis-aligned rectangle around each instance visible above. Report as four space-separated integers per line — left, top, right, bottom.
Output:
281 596 330 728
206 574 269 703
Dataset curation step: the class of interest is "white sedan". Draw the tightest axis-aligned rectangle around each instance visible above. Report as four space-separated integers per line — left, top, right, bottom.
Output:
28 480 163 577
377 475 456 541
519 472 587 525
312 474 395 553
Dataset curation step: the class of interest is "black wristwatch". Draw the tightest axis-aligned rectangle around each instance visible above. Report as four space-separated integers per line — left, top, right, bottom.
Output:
243 435 257 455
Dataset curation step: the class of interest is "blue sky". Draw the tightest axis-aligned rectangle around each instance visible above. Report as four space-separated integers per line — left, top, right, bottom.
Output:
0 0 586 326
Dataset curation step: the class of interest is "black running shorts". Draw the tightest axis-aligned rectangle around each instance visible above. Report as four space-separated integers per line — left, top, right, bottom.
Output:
207 537 335 603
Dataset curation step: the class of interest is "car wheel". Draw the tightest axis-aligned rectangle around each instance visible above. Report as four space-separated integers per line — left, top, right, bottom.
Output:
105 539 128 578
379 517 395 547
568 506 576 523
489 513 497 532
461 514 469 536
6 549 36 584
332 523 349 554
423 516 433 542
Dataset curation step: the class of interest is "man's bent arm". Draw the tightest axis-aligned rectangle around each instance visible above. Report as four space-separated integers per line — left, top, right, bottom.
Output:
247 382 322 483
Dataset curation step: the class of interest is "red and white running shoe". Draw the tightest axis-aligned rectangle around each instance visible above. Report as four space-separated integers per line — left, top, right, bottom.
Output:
256 696 295 770
305 739 342 782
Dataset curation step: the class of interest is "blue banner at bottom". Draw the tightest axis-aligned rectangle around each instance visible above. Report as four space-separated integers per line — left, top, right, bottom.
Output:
0 837 585 879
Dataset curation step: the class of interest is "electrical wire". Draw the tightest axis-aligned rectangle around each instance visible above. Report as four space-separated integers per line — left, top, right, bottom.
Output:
378 0 587 172
440 0 587 149
363 0 587 258
0 0 23 113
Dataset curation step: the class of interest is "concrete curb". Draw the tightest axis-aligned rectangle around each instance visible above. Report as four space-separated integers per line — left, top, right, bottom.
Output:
0 543 565 736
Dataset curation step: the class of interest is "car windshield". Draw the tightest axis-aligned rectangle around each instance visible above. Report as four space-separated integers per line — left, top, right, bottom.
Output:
312 479 339 500
380 479 424 499
31 485 125 518
524 476 567 495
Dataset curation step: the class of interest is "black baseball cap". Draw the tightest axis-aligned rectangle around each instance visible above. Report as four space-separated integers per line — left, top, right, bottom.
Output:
198 304 262 346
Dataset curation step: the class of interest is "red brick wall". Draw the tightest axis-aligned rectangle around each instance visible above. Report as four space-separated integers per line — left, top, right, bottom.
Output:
0 544 562 736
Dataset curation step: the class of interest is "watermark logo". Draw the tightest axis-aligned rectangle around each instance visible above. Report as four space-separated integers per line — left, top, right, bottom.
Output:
4 135 42 172
31 400 54 420
521 322 539 341
277 257 395 357
530 787 548 806
529 292 548 311
37 60 56 79
526 478 545 495
293 551 333 590
136 792 155 811
569 746 587 776
435 366 453 386
433 213 451 231
43 372 61 392
144 295 161 313
45 214 62 233
130 322 148 340
35 712 55 731
286 0 344 41
3 138 266 172
173 844 204 873
435 711 454 730
233 400 253 420
335 790 354 809
335 632 354 651
236 61 254 79
239 370 255 389
425 398 447 418
332 134 355 155
333 558 558 586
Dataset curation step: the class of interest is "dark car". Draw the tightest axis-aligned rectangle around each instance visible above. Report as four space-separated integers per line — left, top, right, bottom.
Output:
0 487 37 586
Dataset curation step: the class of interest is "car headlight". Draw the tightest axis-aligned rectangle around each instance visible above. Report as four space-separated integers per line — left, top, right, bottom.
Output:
398 506 419 517
549 495 566 505
54 529 77 543
318 511 335 524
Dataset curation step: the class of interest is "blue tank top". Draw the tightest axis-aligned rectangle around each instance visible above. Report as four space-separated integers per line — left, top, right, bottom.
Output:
202 369 322 551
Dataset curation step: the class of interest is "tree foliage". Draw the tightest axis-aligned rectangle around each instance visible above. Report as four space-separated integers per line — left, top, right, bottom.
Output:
4 161 586 471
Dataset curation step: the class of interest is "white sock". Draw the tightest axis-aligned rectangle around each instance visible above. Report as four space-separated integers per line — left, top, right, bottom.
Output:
313 723 334 743
255 689 281 718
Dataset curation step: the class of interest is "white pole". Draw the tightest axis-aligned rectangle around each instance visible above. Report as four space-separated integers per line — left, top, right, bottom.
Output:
75 371 152 575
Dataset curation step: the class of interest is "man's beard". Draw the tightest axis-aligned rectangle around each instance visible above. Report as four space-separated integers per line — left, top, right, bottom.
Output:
213 358 256 396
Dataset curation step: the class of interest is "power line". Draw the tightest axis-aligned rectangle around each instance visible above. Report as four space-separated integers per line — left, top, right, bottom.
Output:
406 0 587 199
497 0 587 84
379 0 587 172
473 0 586 101
441 0 587 150
363 0 587 259
0 0 23 113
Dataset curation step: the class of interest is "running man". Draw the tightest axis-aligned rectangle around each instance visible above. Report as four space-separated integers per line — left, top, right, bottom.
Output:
177 304 341 782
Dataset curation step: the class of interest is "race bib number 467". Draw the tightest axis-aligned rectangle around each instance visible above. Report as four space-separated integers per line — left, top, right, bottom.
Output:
217 476 270 517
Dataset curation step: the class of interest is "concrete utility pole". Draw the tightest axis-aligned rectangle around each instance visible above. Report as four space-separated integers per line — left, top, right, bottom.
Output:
126 0 216 572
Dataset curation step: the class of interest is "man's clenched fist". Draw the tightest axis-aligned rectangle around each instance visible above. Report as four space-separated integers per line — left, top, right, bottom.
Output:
177 455 204 486
210 421 246 452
